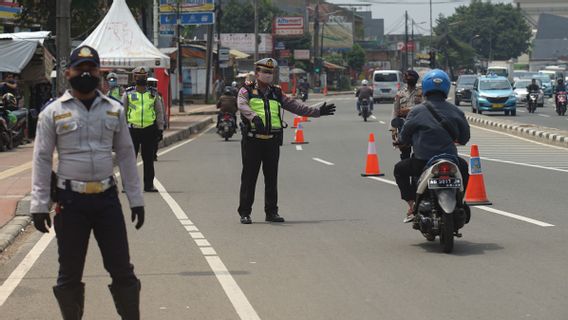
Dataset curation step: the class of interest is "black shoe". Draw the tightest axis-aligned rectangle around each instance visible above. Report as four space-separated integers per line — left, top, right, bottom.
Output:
144 186 159 192
240 216 252 224
265 214 285 222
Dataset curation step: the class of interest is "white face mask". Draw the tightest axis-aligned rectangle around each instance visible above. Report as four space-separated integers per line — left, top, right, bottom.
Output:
257 72 274 84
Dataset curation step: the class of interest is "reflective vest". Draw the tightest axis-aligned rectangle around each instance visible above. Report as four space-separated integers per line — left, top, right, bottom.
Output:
108 87 121 101
246 84 283 133
126 90 156 128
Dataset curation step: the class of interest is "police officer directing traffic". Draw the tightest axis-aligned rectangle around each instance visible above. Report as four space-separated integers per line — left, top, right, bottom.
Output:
31 45 145 319
237 58 336 224
122 67 165 192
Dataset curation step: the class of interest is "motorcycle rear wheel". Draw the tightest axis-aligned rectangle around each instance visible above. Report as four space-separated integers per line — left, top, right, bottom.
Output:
440 214 454 253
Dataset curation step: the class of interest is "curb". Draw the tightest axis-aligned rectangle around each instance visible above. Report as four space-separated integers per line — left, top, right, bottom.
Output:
465 113 568 148
0 116 214 253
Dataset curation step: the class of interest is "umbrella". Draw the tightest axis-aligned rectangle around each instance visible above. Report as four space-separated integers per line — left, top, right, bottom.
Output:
290 68 306 74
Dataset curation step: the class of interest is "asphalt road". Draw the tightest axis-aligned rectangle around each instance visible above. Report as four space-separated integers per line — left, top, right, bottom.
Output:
1 97 567 319
448 87 568 130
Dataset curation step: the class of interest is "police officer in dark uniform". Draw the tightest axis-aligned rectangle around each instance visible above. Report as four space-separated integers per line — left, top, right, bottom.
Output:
122 67 165 192
31 45 145 319
237 58 336 224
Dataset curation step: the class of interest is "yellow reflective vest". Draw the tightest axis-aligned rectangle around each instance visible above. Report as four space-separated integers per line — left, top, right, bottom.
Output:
126 90 156 128
245 84 283 133
108 87 121 101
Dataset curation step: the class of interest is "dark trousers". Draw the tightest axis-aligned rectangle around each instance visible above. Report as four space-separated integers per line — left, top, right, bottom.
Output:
129 125 157 189
400 146 412 160
238 136 280 217
394 157 469 201
54 187 138 289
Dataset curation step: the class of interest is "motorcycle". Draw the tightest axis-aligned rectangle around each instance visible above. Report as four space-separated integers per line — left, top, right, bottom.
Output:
360 98 371 122
410 154 470 253
527 92 538 113
555 91 567 116
297 89 308 102
0 107 27 151
217 112 237 141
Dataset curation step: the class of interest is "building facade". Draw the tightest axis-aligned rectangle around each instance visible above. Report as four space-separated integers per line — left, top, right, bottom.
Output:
514 0 568 25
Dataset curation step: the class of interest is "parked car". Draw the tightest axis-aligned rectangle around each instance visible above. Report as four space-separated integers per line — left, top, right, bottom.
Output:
453 74 477 106
472 75 517 116
372 70 403 102
513 79 544 108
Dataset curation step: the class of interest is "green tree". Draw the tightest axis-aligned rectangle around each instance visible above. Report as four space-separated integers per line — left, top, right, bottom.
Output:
434 0 531 62
220 0 281 33
324 52 344 66
346 43 366 75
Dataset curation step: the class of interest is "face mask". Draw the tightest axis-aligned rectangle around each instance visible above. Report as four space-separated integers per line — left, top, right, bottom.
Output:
69 72 100 94
257 72 274 84
136 78 148 86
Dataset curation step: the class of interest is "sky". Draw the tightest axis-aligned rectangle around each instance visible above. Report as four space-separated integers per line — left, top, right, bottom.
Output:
327 0 514 35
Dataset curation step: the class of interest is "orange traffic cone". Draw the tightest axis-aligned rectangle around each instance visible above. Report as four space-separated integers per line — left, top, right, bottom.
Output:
323 85 328 96
465 144 492 206
361 133 384 177
291 116 301 129
291 123 309 144
301 116 310 122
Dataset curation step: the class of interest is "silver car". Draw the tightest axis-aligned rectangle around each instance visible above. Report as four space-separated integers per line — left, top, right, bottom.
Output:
513 79 544 107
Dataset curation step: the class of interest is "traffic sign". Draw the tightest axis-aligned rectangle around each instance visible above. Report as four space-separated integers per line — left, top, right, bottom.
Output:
219 48 230 61
160 12 215 25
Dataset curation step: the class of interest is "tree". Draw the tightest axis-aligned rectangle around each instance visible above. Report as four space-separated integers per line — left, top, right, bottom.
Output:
346 43 366 76
434 1 531 62
220 0 281 33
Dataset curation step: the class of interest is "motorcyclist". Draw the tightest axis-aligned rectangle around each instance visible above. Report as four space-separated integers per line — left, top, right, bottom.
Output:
298 78 310 100
391 69 423 160
526 78 540 101
216 88 238 128
230 81 239 96
355 79 373 115
393 69 470 223
0 93 17 127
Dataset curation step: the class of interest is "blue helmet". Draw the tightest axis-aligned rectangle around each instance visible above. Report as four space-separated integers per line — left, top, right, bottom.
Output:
422 69 451 97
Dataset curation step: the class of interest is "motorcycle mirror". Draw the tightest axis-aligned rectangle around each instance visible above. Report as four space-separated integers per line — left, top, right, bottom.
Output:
391 117 405 129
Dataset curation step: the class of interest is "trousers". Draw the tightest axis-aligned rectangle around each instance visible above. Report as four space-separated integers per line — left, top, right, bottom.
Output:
238 135 280 217
129 125 158 188
54 187 138 289
394 157 469 201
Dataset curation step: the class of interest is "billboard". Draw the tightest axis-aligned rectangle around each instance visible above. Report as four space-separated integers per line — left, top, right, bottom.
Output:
274 16 304 36
220 33 273 54
310 22 353 50
159 0 214 13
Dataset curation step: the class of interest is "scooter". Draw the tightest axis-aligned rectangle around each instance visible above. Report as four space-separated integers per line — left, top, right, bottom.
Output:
410 154 470 253
527 92 538 113
360 98 371 121
217 112 237 141
297 89 308 102
0 107 26 151
555 91 567 116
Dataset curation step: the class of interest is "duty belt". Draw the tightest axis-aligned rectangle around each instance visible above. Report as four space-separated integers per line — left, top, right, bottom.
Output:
57 176 116 194
247 132 275 140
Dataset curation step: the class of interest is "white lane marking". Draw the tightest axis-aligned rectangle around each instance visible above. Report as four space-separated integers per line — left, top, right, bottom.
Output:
379 120 386 124
154 179 260 320
476 206 554 227
517 109 526 113
370 115 377 120
0 122 217 307
312 157 334 166
0 232 55 306
0 161 32 181
296 145 303 151
537 114 551 118
366 177 554 227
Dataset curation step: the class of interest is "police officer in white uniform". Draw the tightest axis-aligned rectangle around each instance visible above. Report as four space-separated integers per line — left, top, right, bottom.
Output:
31 45 145 319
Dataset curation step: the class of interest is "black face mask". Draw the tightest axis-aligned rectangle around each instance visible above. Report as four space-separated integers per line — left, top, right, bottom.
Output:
69 72 100 94
136 79 148 86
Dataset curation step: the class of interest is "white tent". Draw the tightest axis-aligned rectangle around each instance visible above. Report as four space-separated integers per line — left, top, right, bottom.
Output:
0 31 51 73
80 0 169 69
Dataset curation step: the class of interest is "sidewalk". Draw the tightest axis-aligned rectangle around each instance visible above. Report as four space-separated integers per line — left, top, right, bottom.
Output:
0 103 215 252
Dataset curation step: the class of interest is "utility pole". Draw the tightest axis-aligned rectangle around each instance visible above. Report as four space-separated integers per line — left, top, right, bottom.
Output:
404 11 408 71
205 23 214 103
56 0 70 96
153 0 159 46
254 0 258 62
216 0 222 79
411 20 414 70
429 0 433 51
177 0 184 112
313 1 320 86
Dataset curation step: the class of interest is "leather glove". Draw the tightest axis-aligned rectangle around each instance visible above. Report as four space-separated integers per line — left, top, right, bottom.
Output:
131 206 145 230
319 102 336 116
252 116 265 133
33 213 51 233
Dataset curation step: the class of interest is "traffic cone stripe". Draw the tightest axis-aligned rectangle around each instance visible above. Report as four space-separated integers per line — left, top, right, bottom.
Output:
361 133 384 177
464 144 492 206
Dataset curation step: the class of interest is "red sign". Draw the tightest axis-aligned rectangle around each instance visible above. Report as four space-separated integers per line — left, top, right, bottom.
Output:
279 50 291 58
274 16 304 36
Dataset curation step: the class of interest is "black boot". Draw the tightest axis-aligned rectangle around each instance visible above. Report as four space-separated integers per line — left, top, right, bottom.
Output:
53 283 85 320
265 213 285 222
108 280 141 320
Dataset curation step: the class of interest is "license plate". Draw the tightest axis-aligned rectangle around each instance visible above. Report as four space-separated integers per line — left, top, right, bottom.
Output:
381 89 390 93
493 103 504 109
428 178 462 189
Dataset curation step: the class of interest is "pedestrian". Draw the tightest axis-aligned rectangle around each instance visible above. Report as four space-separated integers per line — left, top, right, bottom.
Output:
214 76 224 100
391 69 423 160
122 67 165 192
237 58 336 224
147 76 165 161
106 72 122 102
30 45 145 319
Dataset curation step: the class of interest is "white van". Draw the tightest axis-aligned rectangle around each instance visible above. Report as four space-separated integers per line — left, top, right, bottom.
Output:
372 70 403 102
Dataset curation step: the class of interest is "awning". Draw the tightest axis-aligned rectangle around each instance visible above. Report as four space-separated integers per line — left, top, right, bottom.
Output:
229 49 250 59
0 40 39 73
324 61 346 70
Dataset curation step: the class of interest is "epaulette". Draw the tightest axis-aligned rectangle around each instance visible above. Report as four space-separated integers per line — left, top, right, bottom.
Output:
125 86 136 92
40 98 56 112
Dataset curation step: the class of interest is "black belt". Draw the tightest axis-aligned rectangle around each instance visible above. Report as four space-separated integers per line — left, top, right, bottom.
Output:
246 132 276 140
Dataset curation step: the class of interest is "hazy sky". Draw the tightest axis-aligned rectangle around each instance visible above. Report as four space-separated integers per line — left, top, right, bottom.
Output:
327 0 514 35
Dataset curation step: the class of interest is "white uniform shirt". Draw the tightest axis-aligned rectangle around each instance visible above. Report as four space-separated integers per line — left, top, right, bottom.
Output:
31 90 144 213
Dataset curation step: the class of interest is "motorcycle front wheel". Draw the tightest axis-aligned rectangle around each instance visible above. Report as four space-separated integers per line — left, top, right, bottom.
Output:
440 214 454 253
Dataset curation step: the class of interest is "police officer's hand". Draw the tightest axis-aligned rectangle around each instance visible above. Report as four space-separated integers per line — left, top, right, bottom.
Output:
32 213 51 233
131 206 145 229
319 102 336 116
252 116 265 133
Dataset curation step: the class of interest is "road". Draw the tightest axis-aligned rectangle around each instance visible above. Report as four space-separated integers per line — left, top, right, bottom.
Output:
1 97 567 319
